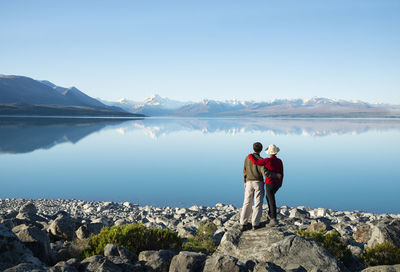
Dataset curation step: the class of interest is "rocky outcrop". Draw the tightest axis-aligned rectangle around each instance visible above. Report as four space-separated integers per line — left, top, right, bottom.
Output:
80 255 123 272
0 223 43 271
139 249 176 272
75 222 104 240
169 251 207 272
104 243 138 264
1 199 400 271
362 264 400 272
48 213 77 240
12 224 52 264
203 255 247 272
216 224 348 272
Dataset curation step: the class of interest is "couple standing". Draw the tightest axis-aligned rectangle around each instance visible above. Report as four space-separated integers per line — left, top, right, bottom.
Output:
241 142 284 231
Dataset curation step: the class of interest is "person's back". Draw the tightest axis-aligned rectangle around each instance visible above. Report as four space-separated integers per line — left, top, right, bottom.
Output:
243 153 265 183
240 142 280 231
264 155 284 184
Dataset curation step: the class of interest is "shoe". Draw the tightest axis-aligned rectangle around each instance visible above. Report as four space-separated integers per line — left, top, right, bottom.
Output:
252 224 262 231
240 223 251 232
268 219 278 227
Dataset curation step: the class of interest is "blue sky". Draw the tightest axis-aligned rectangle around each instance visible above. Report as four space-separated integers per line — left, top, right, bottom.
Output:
1 0 399 103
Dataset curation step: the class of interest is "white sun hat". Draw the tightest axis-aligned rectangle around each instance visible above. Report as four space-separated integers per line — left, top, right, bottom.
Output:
266 144 280 155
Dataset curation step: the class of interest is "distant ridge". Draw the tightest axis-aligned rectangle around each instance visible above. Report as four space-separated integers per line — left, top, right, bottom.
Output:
0 75 143 117
102 94 400 118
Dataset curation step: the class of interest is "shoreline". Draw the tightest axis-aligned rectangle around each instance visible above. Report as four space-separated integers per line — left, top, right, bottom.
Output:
1 197 399 218
1 198 400 271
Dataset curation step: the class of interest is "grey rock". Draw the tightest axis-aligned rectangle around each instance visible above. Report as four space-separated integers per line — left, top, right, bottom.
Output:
177 225 196 239
168 251 207 272
289 208 309 219
81 255 123 272
253 261 286 272
18 202 37 215
12 224 52 264
367 219 400 248
49 261 79 272
266 235 348 272
212 228 226 245
307 221 331 232
347 240 365 257
75 222 104 240
3 263 47 272
362 264 400 272
216 225 348 272
114 218 128 226
139 249 176 272
16 202 47 223
104 243 138 263
49 214 77 240
0 218 15 230
0 222 43 270
203 254 247 272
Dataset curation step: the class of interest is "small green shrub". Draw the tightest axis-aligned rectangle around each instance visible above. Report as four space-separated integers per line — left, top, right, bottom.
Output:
361 242 400 267
183 220 217 254
83 223 182 257
297 229 352 266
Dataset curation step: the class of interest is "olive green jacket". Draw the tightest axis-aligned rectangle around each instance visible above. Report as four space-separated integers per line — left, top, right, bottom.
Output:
243 153 279 183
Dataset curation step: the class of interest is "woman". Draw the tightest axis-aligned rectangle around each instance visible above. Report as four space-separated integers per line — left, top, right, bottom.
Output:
248 144 284 226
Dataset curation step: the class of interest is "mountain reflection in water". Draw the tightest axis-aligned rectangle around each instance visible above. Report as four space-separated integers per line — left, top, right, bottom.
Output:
120 118 400 139
1 117 400 154
0 117 138 154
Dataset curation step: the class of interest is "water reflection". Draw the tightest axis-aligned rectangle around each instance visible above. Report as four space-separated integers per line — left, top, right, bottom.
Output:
0 117 140 154
1 117 400 153
122 118 400 138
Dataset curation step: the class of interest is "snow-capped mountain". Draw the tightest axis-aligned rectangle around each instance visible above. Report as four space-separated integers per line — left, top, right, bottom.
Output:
139 94 188 109
102 94 190 116
101 95 400 117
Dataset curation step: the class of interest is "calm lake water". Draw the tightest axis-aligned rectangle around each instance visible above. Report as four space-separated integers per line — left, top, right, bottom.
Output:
1 117 400 214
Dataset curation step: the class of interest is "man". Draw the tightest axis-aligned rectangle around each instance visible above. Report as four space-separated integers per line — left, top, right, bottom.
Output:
248 144 284 226
241 142 282 231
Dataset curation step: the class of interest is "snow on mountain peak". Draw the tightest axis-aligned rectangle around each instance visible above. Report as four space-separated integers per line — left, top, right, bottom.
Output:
142 94 188 109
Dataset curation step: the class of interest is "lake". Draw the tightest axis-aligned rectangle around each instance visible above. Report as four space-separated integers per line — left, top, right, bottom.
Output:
1 117 400 214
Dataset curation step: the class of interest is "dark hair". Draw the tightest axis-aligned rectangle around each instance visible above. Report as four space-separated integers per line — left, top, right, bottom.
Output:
253 142 263 153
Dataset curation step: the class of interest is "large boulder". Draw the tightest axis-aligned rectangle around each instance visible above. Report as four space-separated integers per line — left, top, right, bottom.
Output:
253 262 287 272
168 251 207 272
75 222 104 240
203 254 247 272
354 219 400 248
368 219 400 248
48 261 79 272
12 224 52 264
3 263 47 272
361 264 400 272
138 249 176 272
80 255 123 272
0 223 43 271
216 223 349 272
49 214 77 241
104 243 138 264
16 202 46 223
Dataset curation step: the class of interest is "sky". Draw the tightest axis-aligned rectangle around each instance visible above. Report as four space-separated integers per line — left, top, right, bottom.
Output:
1 0 399 103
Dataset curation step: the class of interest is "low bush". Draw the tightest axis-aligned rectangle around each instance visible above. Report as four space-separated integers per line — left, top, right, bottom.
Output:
83 223 182 257
361 242 400 267
297 229 352 266
183 220 217 254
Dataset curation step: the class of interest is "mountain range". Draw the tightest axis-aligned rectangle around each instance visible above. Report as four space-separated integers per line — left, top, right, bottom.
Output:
1 75 400 118
0 75 142 117
101 94 400 118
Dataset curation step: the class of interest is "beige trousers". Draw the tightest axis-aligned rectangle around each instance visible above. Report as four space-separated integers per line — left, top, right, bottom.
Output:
240 180 265 226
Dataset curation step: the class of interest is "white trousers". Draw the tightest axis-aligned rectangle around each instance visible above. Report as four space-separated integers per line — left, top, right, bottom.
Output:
240 180 265 226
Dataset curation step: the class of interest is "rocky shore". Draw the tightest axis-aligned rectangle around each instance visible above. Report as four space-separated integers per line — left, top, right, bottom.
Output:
1 198 400 272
